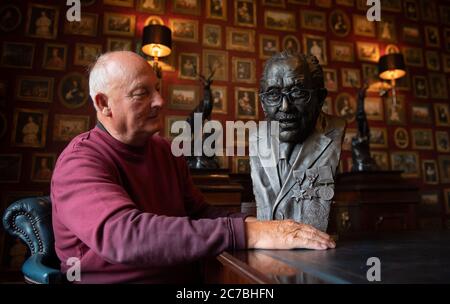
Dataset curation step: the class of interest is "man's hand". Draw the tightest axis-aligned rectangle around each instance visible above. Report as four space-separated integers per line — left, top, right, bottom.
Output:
245 220 336 250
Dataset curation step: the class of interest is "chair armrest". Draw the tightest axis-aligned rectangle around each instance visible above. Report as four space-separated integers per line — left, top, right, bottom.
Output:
22 254 65 284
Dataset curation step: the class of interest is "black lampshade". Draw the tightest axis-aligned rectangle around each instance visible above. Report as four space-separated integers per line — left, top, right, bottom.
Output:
378 53 406 80
142 24 172 58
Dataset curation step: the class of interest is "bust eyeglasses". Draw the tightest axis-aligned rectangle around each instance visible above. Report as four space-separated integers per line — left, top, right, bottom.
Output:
259 86 317 107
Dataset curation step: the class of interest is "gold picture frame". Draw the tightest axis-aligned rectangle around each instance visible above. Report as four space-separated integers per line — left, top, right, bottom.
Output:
178 52 200 80
16 76 54 103
11 108 48 148
300 9 326 32
42 43 67 70
303 34 327 65
30 153 56 183
169 18 199 43
74 43 102 66
206 0 227 20
232 57 256 84
235 87 259 120
259 34 279 59
211 85 228 115
168 85 200 111
394 127 409 149
203 49 229 81
203 24 222 48
422 160 439 185
226 27 255 52
53 114 90 142
103 12 136 37
234 0 257 28
369 127 388 149
25 3 59 39
411 128 434 150
356 42 380 63
330 41 354 62
264 9 297 32
172 0 201 15
390 151 420 178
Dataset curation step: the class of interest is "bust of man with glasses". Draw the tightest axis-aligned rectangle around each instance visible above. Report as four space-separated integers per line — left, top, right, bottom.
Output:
249 50 346 232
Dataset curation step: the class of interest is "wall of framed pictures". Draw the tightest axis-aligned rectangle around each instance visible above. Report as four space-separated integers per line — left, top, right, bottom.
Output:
1 0 450 273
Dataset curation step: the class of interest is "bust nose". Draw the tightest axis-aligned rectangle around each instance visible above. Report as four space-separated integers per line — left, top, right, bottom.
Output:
280 94 290 112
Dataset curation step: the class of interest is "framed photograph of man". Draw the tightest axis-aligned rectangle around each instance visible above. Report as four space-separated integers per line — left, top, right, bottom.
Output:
429 73 448 99
413 76 428 98
330 41 354 63
323 69 338 92
385 96 406 125
168 85 199 111
356 42 380 63
232 57 256 84
335 93 356 123
107 38 132 52
264 10 297 32
370 127 388 148
403 0 419 20
233 156 250 174
16 76 54 103
211 85 228 114
300 10 326 32
58 72 89 109
411 103 432 124
178 53 199 80
53 114 90 142
259 34 279 59
411 128 434 150
25 3 59 39
234 0 256 28
371 151 390 171
329 9 350 37
364 97 384 121
64 13 98 37
402 25 422 44
394 127 409 149
282 35 300 53
0 154 22 183
434 103 450 127
203 50 228 81
103 13 135 37
377 15 396 42
436 131 450 153
439 155 450 183
0 5 22 32
203 24 222 48
341 68 361 88
42 43 67 71
303 34 327 65
403 47 424 67
74 43 102 66
30 153 56 183
170 18 198 43
235 87 258 120
353 15 375 37
172 0 201 15
342 128 356 151
390 151 420 178
11 108 48 148
206 0 227 20
137 0 165 13
1 42 35 69
425 51 440 71
226 27 255 52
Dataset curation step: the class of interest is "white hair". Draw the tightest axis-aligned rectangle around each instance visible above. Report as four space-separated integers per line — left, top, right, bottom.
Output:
88 53 112 111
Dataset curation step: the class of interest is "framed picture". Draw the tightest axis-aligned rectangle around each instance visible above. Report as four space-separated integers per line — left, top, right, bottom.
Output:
434 103 450 127
385 96 406 125
282 35 300 53
356 42 380 63
234 0 256 27
377 15 396 42
353 15 375 37
403 47 423 67
303 34 327 65
173 0 201 15
137 0 165 14
370 127 388 148
322 97 333 115
164 115 188 140
429 73 448 99
335 93 356 123
16 76 54 103
425 51 440 71
402 25 421 44
371 151 390 170
404 0 419 20
439 155 450 183
425 26 440 48
74 43 102 66
178 53 199 80
411 128 434 150
300 10 326 32
396 73 410 91
419 0 438 22
168 85 199 111
413 76 428 98
364 97 384 121
444 189 450 214
259 34 279 59
103 12 135 37
323 69 338 92
436 131 450 153
203 50 228 81
329 9 350 37
342 128 356 151
381 0 402 12
330 41 354 63
264 10 297 32
232 57 256 84
42 43 67 71
170 18 198 43
262 0 286 7
226 27 255 52
11 108 48 148
203 24 222 48
362 64 379 86
107 38 132 51
104 0 134 7
58 72 89 109
1 42 35 69
440 5 450 26
211 85 228 114
0 5 22 32
0 154 22 183
144 15 164 26
394 127 409 149
390 151 420 178
341 68 361 88
53 114 90 142
235 87 258 120
63 12 98 37
31 153 56 182
443 54 450 73
411 103 432 124
233 156 250 174
25 3 59 39
0 112 6 138
206 0 227 20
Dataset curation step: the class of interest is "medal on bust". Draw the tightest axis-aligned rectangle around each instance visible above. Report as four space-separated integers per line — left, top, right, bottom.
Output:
292 170 305 202
304 168 318 200
317 166 335 201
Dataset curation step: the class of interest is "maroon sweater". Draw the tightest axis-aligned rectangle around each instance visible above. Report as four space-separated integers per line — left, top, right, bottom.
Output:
51 126 247 283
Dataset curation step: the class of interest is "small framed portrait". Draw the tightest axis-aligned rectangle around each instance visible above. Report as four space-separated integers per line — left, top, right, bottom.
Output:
425 51 440 71
364 97 384 121
353 15 375 37
262 0 286 7
42 43 67 71
74 43 102 66
11 108 48 148
107 38 132 51
404 0 419 20
264 10 297 32
64 12 98 37
425 26 440 48
335 93 356 123
323 69 338 92
31 153 56 183
53 114 90 142
402 25 421 44
103 12 136 37
164 115 188 140
390 151 420 178
419 0 438 22
233 156 250 174
322 97 333 115
203 49 228 81
259 34 279 59
436 131 450 153
282 35 300 53
172 0 201 15
303 34 327 65
211 85 228 114
341 68 361 88
203 24 222 48
402 47 423 67
411 128 434 150
434 103 450 127
16 76 54 103
226 27 255 52
394 127 409 149
25 3 59 39
0 154 22 183
356 42 380 63
206 0 227 20
377 15 396 42
170 18 198 43
235 87 258 120
329 9 350 37
429 73 448 99
385 44 400 55
370 127 388 148
0 112 6 138
342 128 356 151
300 10 326 32
413 76 428 98
315 0 331 7
104 0 134 7
1 42 35 69
58 72 89 109
234 0 256 28
439 155 450 183
385 96 406 125
443 54 450 73
178 53 199 80
330 41 354 63
0 5 22 32
232 57 256 84
137 0 165 14
444 189 450 214
411 103 432 124
370 151 390 171
168 85 199 111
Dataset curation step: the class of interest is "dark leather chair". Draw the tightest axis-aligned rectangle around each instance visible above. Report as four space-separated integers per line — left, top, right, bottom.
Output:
2 196 64 284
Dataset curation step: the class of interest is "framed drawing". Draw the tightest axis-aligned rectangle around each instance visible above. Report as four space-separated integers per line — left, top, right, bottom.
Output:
323 69 338 92
11 108 48 148
264 10 297 32
371 151 390 171
303 34 327 65
439 155 450 183
137 0 165 14
211 85 228 114
353 14 375 37
178 52 199 80
356 42 380 63
390 151 420 178
206 0 227 20
232 57 256 84
234 0 257 28
410 103 432 124
370 127 388 148
300 10 326 32
1 42 35 69
173 0 201 15
168 85 199 111
203 24 222 48
0 5 22 32
385 95 406 125
170 18 198 43
259 34 279 59
226 27 255 52
63 12 98 37
16 76 54 103
31 153 56 182
25 3 59 39
335 93 356 123
74 43 102 66
282 35 300 53
411 128 434 150
434 103 450 127
103 12 135 37
107 38 132 51
58 72 89 109
329 9 350 37
364 97 384 121
42 43 67 70
235 87 258 120
341 68 361 88
0 154 22 183
330 41 354 63
436 131 450 153
413 76 428 98
203 50 228 81
53 114 90 142
394 127 409 149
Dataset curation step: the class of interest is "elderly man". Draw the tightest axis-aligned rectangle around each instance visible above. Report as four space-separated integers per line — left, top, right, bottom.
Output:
51 51 335 284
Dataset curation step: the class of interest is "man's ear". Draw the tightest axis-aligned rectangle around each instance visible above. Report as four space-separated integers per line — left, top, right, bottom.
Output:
94 93 111 117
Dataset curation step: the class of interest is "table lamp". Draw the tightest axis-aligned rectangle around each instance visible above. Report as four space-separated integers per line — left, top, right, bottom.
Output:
378 53 406 108
141 24 172 80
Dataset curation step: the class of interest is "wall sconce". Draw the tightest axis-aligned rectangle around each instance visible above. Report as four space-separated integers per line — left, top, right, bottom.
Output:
378 53 406 108
141 24 172 80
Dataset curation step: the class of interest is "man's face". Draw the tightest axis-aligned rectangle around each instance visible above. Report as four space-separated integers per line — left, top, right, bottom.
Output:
260 57 324 143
